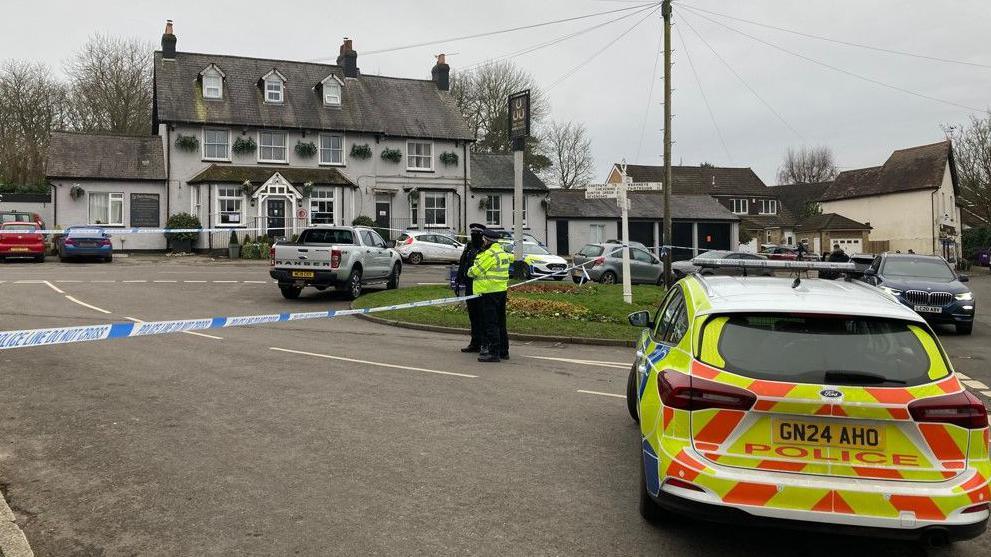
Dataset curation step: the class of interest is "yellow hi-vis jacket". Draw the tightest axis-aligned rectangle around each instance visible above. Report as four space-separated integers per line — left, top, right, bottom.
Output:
467 242 513 294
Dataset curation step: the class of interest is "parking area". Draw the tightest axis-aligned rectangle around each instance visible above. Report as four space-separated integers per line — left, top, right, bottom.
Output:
0 259 989 555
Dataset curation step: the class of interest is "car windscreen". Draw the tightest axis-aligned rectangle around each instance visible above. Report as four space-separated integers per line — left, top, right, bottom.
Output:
1 214 30 223
298 229 354 244
520 244 549 255
698 313 947 387
882 257 955 280
578 244 603 257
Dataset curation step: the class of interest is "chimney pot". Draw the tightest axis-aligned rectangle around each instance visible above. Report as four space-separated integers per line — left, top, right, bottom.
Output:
162 19 177 60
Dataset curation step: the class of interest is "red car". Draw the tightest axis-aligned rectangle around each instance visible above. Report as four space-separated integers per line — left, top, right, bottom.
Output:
0 222 46 262
759 245 820 261
1 210 45 230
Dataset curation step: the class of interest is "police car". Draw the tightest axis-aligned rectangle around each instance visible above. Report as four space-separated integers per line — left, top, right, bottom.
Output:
626 259 989 544
508 243 569 280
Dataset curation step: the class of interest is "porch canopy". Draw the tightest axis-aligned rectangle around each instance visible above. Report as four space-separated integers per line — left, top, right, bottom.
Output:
188 164 357 190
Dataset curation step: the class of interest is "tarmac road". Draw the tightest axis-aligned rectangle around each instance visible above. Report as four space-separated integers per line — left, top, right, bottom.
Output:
0 257 988 555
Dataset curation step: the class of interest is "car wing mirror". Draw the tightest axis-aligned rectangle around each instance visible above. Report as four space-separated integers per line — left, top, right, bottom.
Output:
863 268 876 276
958 274 969 283
628 310 653 329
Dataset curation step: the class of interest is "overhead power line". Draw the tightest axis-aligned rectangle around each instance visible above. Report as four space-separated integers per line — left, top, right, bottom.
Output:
546 6 659 91
682 9 984 113
677 14 805 141
681 4 991 70
675 23 732 162
308 2 660 61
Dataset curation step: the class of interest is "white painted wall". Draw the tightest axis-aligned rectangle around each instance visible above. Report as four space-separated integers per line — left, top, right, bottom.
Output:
464 190 548 241
51 180 168 250
546 219 618 256
0 200 53 227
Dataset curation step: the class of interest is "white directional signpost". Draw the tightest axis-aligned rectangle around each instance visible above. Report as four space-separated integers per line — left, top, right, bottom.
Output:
584 161 662 304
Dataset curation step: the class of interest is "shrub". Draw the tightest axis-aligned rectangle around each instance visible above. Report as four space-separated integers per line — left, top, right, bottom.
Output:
351 144 372 159
232 136 257 154
381 148 402 163
962 227 991 261
439 151 459 166
165 213 202 241
512 283 595 295
174 134 199 152
506 298 591 321
229 230 240 246
352 215 376 227
241 243 259 259
295 141 317 158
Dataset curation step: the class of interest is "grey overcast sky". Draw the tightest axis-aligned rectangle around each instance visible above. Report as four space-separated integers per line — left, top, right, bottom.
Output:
3 0 990 185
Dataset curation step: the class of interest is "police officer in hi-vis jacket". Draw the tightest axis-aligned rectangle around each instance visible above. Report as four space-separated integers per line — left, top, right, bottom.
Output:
467 229 513 362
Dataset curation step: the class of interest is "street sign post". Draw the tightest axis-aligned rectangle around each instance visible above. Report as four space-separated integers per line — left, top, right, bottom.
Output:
508 90 531 272
584 162 662 303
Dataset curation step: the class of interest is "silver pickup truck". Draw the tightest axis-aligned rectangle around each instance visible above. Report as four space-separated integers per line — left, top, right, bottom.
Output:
269 226 401 299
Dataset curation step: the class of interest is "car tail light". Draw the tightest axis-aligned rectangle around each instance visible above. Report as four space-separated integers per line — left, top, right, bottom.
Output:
64 238 77 246
99 238 111 246
404 236 414 245
663 478 705 492
908 391 988 429
592 256 605 267
657 370 756 411
269 246 276 265
331 249 342 269
962 503 989 514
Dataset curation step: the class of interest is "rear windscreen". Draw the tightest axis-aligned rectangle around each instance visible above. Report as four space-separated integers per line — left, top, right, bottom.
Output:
298 229 354 244
578 245 603 257
2 224 37 232
698 313 947 386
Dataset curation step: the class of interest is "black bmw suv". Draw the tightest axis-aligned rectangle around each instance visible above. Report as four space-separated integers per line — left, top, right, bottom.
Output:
862 253 975 334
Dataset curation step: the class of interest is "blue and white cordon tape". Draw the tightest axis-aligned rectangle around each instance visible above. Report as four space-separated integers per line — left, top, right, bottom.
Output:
0 295 476 351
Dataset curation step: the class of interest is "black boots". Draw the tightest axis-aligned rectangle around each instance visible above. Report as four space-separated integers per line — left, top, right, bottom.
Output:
460 344 480 353
477 347 500 363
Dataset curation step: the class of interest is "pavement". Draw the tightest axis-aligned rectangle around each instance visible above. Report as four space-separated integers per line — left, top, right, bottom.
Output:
0 256 989 555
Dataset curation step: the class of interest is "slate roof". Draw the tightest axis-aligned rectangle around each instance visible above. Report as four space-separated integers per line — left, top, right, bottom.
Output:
821 141 954 201
619 164 770 196
46 132 165 181
154 51 474 141
469 153 547 192
546 191 738 221
795 212 871 231
187 165 356 187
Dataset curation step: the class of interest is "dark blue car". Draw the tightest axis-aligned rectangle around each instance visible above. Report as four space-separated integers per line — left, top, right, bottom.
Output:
59 227 113 262
862 253 974 334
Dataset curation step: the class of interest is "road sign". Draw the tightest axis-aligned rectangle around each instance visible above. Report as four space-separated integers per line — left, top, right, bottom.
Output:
508 90 531 140
584 184 619 199
626 182 664 191
584 191 615 200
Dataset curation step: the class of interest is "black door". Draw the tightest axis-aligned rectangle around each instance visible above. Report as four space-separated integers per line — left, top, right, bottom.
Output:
555 220 569 256
697 222 731 251
375 201 391 240
672 222 694 261
266 198 286 240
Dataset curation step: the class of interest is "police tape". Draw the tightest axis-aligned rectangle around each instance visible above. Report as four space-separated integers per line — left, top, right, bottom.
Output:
0 294 478 351
25 226 272 235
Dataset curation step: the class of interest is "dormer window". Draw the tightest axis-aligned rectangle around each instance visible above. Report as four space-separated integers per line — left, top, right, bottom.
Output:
262 69 286 104
320 75 343 106
200 64 225 99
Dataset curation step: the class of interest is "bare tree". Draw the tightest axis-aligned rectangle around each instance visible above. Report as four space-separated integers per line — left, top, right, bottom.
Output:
544 120 594 189
776 145 838 185
450 61 551 172
66 34 153 135
0 61 71 186
944 113 991 225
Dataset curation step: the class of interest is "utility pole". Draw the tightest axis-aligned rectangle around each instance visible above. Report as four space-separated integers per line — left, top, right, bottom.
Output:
661 0 673 287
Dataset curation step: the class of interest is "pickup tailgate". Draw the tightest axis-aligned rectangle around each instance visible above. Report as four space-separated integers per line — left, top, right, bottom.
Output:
273 244 338 270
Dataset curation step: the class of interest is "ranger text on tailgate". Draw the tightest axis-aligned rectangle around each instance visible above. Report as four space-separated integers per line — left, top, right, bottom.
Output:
270 226 401 300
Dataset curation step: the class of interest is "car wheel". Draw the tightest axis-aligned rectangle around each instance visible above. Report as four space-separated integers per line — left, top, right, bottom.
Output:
408 252 423 265
601 271 617 284
102 255 113 263
956 322 973 335
280 285 302 300
386 264 400 290
627 365 640 423
345 268 363 300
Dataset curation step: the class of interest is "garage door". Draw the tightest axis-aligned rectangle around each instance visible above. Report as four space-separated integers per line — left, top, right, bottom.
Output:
832 238 862 255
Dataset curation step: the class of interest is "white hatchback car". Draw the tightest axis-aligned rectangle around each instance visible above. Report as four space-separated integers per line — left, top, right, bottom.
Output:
394 231 463 264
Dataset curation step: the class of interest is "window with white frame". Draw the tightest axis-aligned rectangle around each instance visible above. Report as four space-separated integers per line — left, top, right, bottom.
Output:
485 194 501 226
323 79 342 106
407 141 433 170
258 131 287 162
265 78 283 103
409 195 418 226
88 192 123 225
217 186 243 226
319 134 344 165
309 188 335 224
203 72 223 99
766 230 773 243
424 192 446 226
203 128 229 160
731 198 749 214
589 224 605 243
759 199 777 215
190 186 200 214
522 195 528 227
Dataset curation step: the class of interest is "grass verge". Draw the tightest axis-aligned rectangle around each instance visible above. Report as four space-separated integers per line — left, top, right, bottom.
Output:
354 282 666 340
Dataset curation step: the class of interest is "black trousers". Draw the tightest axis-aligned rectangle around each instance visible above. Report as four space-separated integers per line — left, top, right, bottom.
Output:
480 291 509 355
466 296 483 347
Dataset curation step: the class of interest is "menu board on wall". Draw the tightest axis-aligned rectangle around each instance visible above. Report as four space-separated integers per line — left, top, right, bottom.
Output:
130 193 160 228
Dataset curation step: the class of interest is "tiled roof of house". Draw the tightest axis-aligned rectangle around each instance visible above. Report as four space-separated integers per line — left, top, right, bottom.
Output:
821 141 953 201
187 165 356 187
546 191 738 221
46 132 165 181
770 181 832 216
620 164 770 196
154 51 474 141
796 212 871 231
469 153 547 192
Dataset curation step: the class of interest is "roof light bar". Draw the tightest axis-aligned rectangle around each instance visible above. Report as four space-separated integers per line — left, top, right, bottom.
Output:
690 257 858 272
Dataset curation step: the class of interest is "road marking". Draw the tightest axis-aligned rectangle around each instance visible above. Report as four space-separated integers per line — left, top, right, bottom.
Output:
43 280 65 294
183 280 207 283
213 280 238 283
577 389 626 399
55 280 82 283
242 280 268 284
153 280 178 283
65 295 112 314
957 372 971 380
524 355 629 369
13 280 44 284
963 379 989 390
122 280 147 283
91 280 116 283
417 282 449 285
270 347 477 378
124 317 223 340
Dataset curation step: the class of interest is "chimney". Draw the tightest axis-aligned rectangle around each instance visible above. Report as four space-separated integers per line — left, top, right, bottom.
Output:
336 38 359 78
431 53 450 91
162 19 177 60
